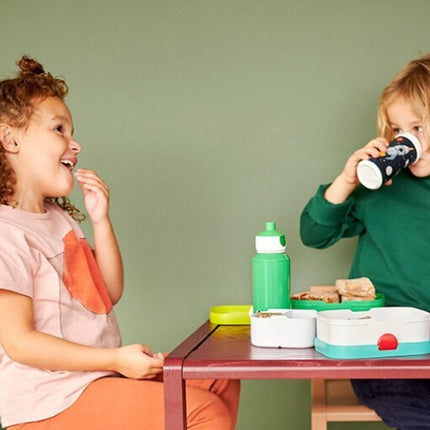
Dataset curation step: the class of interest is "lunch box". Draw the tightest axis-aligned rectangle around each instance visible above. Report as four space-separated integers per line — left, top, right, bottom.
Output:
250 309 317 348
315 307 430 358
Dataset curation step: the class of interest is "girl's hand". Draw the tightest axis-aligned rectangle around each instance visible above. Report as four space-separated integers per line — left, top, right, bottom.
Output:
74 169 110 224
341 137 389 186
114 344 165 380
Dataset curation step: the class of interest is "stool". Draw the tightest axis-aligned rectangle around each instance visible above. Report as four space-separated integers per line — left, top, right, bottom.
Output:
311 379 382 430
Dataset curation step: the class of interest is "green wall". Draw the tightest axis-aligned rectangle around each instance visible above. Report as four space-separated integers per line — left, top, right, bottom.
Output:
2 1 429 428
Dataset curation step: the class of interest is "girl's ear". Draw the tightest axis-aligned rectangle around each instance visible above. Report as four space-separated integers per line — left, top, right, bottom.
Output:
0 124 19 153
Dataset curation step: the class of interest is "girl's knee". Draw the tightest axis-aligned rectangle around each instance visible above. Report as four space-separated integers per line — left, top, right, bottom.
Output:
201 397 233 430
187 390 234 430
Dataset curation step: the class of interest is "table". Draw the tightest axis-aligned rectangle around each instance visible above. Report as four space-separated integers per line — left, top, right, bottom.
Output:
163 321 430 429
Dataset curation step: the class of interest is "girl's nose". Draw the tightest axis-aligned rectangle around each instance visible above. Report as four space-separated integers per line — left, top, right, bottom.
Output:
70 139 81 153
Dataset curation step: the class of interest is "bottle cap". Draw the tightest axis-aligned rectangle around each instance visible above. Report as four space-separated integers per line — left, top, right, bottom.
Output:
255 222 287 253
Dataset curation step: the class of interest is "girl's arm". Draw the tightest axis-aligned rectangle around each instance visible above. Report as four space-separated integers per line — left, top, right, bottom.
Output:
324 137 389 204
74 169 124 304
0 290 163 379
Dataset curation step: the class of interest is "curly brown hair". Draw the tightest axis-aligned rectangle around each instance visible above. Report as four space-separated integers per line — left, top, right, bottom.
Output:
0 55 85 222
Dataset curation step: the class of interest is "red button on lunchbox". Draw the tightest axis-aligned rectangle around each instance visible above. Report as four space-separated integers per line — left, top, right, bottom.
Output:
377 333 398 350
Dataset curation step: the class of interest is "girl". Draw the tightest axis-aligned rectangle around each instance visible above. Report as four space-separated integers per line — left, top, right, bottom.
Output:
0 56 240 430
300 53 430 429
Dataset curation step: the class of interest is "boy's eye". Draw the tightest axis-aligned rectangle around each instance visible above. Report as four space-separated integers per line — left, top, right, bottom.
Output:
55 125 64 133
414 125 423 133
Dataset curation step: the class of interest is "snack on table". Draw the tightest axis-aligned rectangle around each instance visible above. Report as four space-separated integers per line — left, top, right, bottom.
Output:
291 291 340 303
310 285 338 294
335 277 376 299
341 294 376 302
291 278 377 304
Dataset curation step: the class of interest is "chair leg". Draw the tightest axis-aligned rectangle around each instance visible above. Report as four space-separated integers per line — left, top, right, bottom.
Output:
311 379 328 430
312 415 328 430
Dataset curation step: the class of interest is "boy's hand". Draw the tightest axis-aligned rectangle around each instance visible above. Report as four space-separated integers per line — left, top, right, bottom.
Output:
74 169 110 224
325 137 390 204
114 344 165 380
341 137 389 186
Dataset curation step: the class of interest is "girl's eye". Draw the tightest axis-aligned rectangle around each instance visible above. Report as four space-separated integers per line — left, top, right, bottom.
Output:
55 125 64 133
414 125 423 133
392 127 401 134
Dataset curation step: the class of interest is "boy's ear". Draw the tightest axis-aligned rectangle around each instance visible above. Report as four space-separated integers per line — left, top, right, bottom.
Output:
0 124 19 153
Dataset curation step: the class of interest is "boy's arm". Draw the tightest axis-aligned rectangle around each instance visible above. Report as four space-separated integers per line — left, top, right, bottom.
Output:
324 173 358 204
300 137 391 247
300 183 365 249
0 290 162 379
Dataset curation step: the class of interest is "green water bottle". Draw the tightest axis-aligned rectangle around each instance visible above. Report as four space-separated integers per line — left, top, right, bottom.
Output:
252 222 291 312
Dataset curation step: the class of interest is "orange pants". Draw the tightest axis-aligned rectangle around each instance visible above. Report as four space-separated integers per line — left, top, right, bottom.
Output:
8 376 240 430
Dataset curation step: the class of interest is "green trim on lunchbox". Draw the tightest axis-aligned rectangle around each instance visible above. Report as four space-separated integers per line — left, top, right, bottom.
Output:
291 293 385 311
209 305 252 325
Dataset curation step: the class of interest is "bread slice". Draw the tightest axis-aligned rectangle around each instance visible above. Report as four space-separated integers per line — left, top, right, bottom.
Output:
310 285 338 294
335 277 376 298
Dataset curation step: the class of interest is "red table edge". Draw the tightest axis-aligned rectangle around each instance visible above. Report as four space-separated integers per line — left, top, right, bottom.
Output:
182 358 430 379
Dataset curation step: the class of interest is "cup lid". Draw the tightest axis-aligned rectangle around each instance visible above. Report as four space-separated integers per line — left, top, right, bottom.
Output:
357 160 383 190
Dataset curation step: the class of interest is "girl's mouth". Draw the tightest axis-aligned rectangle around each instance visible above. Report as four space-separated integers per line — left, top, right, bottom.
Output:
60 159 76 171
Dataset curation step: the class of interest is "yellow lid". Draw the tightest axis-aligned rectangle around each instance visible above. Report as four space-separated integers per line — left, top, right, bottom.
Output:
209 305 252 325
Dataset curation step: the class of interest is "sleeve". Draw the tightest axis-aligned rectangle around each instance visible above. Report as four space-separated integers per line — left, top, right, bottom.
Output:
300 184 366 249
0 227 36 298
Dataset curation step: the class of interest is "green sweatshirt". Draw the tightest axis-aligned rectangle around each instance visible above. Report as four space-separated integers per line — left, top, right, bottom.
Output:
300 171 430 311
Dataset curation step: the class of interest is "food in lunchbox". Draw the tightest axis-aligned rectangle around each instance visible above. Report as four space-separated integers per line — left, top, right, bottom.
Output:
256 311 283 318
291 291 340 303
335 277 376 300
291 277 376 303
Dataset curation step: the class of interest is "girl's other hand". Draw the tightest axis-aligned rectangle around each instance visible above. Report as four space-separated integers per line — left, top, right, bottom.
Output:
114 344 165 380
74 169 110 224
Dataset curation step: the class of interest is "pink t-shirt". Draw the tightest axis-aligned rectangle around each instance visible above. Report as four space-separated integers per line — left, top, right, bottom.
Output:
0 204 121 427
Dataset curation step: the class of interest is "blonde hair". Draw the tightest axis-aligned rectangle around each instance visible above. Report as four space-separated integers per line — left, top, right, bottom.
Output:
0 55 85 221
377 54 430 141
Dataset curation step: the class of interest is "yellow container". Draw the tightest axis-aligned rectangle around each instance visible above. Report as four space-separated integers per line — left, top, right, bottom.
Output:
209 305 252 325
